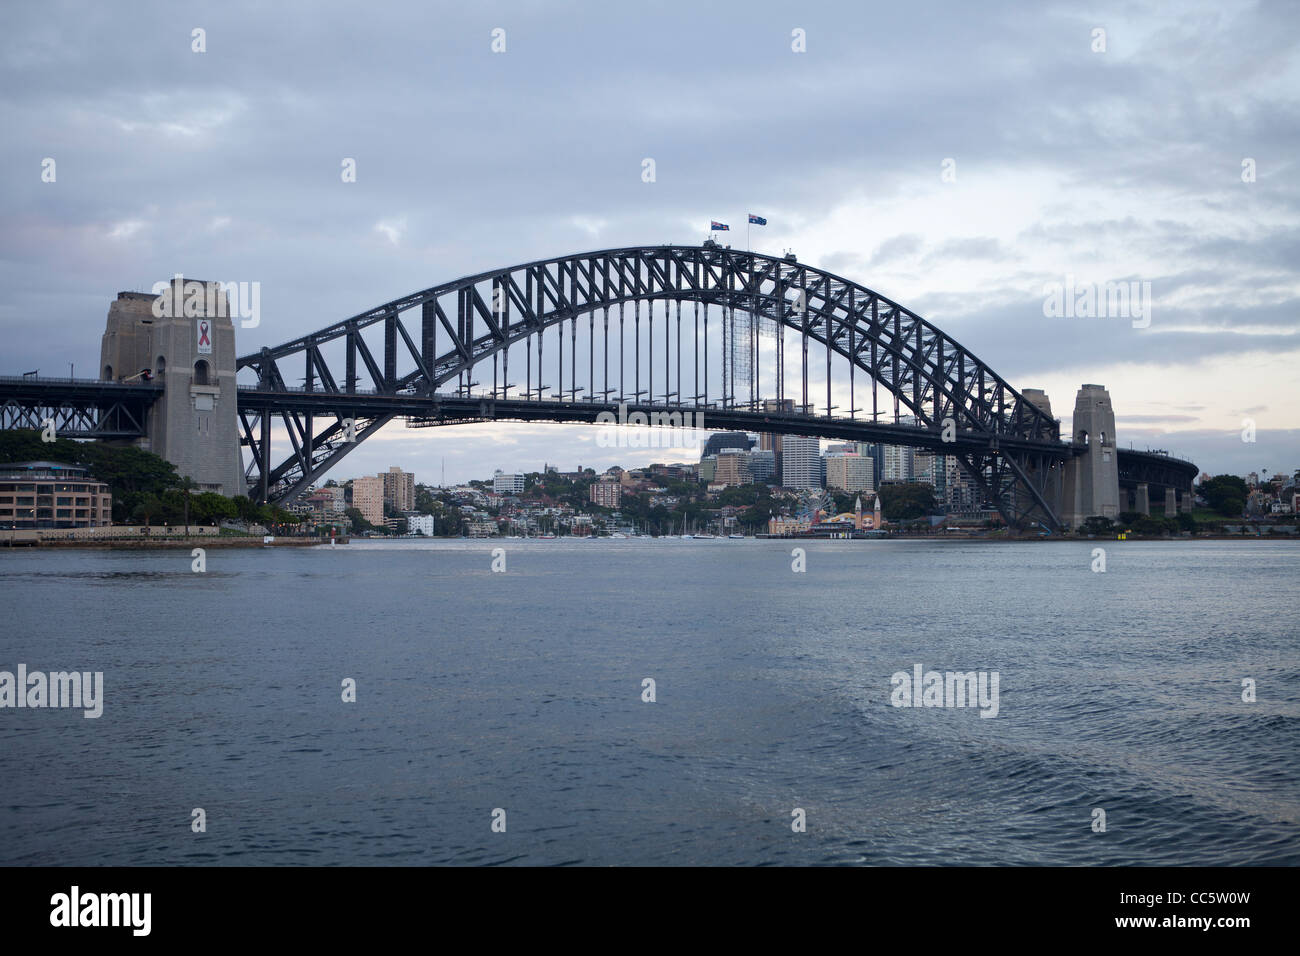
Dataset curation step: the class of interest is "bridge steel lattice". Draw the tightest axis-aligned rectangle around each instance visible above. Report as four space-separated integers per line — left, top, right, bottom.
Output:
0 376 161 440
236 244 1076 529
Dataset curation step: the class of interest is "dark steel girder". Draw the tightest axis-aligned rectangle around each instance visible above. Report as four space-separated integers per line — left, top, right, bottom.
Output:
0 378 161 440
237 246 1056 438
234 246 1079 521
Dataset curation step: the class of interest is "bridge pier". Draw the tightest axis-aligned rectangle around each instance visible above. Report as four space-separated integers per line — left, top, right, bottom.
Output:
1135 483 1150 515
1165 487 1178 517
99 282 243 496
1061 385 1121 529
1181 490 1195 514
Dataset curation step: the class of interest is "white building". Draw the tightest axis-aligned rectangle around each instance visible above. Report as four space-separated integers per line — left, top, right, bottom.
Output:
492 470 525 494
406 513 436 536
882 444 913 483
781 436 822 489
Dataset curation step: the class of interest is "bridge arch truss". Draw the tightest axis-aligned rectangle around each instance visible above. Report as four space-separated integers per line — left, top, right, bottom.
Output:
237 245 1071 528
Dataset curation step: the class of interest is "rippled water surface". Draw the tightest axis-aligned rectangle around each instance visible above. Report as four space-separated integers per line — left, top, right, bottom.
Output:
1 538 1296 865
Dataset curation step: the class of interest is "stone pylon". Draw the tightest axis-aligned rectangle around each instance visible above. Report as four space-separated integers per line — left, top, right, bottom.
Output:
99 279 244 496
1061 384 1121 529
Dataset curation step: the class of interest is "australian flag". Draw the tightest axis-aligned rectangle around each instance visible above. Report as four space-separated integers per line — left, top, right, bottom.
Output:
710 220 730 231
748 214 767 225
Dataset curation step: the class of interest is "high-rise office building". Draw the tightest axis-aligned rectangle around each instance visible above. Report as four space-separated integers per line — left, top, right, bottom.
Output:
701 432 755 459
882 444 913 483
912 450 936 486
748 449 776 484
781 436 822 489
758 399 795 476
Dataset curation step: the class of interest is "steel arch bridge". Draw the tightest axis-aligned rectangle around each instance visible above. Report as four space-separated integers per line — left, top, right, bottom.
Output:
236 243 1075 528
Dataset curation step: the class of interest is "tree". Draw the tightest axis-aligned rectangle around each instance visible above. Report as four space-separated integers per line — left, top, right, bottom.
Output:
415 483 439 514
1079 515 1114 535
177 475 196 535
344 507 374 533
1132 514 1177 536
1199 475 1248 516
878 483 936 520
132 494 164 527
191 492 236 525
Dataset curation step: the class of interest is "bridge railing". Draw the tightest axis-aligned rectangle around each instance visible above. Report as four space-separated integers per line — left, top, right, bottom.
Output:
0 374 162 389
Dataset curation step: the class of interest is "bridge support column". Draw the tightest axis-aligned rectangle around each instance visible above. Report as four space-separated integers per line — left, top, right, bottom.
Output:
1181 490 1194 514
1061 384 1121 529
1165 487 1177 516
100 281 244 496
1135 483 1150 515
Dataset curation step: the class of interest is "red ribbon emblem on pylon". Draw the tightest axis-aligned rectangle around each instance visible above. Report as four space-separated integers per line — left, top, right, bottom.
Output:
199 321 210 347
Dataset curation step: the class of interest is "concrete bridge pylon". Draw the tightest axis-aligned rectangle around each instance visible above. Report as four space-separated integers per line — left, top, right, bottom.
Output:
98 280 243 496
1059 384 1121 529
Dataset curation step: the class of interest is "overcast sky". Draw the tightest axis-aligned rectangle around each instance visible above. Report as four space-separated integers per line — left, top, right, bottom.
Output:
2 0 1297 485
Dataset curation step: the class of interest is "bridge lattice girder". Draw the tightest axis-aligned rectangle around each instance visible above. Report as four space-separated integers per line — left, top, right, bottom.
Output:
0 377 160 440
236 245 1067 526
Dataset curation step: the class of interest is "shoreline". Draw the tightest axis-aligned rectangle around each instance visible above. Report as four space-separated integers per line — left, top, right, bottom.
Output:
0 537 343 550
2 533 1292 550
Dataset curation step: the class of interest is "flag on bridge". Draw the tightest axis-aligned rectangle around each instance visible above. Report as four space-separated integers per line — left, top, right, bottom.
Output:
748 214 767 225
710 220 730 231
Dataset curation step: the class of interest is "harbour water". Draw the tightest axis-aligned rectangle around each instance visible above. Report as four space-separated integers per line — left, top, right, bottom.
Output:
1 538 1296 865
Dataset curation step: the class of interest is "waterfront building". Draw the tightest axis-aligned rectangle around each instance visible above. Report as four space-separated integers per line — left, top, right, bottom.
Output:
767 515 811 534
466 517 499 537
406 513 436 535
0 461 113 529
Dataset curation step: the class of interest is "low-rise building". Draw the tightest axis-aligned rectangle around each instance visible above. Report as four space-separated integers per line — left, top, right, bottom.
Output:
0 461 113 529
768 515 811 535
492 470 526 494
406 513 436 535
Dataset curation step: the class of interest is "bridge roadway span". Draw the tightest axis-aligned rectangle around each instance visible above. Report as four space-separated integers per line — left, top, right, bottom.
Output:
236 387 1077 459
